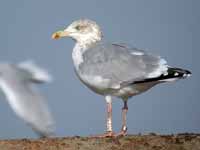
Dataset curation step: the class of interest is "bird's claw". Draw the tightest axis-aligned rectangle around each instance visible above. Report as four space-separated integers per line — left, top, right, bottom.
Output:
90 129 127 138
114 126 128 137
90 131 116 138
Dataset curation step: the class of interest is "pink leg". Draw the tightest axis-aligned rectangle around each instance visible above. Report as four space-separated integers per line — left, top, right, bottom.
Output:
106 98 112 132
91 96 115 137
116 101 128 136
121 101 128 134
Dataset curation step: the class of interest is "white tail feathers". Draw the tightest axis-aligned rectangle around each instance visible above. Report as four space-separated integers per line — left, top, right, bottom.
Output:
18 60 52 83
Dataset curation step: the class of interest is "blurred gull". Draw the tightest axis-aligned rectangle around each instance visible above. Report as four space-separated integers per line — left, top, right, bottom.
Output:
0 61 55 138
52 19 191 137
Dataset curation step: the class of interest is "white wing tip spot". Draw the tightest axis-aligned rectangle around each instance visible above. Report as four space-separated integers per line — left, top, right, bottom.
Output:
174 72 179 76
164 72 168 76
183 73 191 78
131 51 144 56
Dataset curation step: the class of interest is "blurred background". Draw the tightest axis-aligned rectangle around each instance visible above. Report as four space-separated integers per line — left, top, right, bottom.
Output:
0 0 198 139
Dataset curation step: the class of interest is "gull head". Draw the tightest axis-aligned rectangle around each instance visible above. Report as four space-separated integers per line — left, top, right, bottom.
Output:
52 19 102 47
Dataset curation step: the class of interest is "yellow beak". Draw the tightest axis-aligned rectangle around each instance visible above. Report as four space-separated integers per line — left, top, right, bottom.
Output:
51 30 70 39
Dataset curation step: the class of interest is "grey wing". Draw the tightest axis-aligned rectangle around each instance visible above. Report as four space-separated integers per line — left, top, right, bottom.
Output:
22 86 55 137
6 84 55 137
28 94 54 137
80 42 167 88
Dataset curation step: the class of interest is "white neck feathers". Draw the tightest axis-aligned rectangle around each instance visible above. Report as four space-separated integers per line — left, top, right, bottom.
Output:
72 43 87 70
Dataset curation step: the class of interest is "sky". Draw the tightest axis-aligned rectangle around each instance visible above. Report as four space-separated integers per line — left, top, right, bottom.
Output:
0 0 199 139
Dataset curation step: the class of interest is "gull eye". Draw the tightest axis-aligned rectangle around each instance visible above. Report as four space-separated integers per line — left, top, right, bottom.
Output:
75 25 81 30
75 25 86 31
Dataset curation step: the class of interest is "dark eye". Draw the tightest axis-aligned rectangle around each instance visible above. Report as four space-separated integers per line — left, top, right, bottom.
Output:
75 25 81 30
75 25 86 31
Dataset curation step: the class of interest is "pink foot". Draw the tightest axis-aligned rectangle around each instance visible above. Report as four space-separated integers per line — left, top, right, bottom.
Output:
115 126 127 137
90 131 116 138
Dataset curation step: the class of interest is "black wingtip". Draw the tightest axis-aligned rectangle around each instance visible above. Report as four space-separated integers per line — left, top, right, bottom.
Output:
132 67 191 84
185 69 192 76
170 67 192 78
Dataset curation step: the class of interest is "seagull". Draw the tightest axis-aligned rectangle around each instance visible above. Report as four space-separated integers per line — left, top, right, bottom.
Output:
52 19 191 137
0 61 55 138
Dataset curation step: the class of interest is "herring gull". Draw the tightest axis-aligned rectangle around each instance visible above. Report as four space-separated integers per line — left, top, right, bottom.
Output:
0 61 55 137
52 19 191 137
